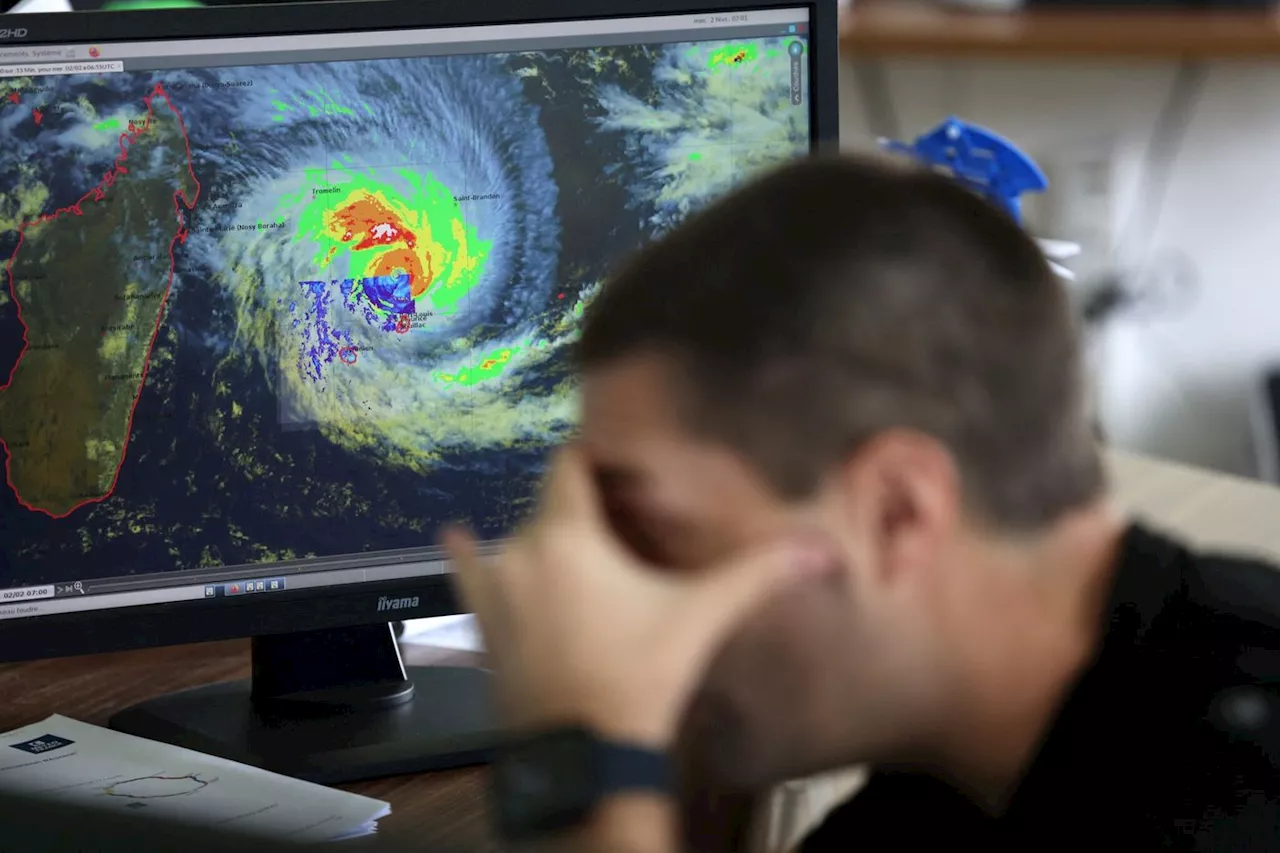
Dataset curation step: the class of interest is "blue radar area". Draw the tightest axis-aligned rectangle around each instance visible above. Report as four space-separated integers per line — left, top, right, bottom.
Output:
351 273 415 316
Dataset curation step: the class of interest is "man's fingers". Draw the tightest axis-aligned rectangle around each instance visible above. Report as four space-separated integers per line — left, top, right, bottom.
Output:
537 443 604 527
441 524 503 638
680 542 835 651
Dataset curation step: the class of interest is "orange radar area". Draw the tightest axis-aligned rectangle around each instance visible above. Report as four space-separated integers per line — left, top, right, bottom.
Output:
323 191 435 299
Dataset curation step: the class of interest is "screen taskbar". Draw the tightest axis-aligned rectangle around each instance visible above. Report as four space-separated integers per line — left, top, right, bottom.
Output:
0 542 501 622
0 8 811 71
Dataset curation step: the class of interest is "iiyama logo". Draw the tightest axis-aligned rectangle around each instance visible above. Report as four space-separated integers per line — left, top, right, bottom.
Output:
377 595 419 612
0 29 30 40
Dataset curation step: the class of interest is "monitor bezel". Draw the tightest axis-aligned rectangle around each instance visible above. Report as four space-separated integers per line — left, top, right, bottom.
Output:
0 0 841 663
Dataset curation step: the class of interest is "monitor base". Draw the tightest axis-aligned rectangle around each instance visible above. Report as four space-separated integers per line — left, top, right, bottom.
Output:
109 624 498 785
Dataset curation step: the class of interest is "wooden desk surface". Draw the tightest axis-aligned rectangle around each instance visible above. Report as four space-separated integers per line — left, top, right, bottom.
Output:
0 641 497 852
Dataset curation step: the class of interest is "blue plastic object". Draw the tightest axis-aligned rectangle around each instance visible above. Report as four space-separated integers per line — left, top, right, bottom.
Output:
880 117 1048 225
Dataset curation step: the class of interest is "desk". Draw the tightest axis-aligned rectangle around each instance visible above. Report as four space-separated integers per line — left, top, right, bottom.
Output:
0 641 496 852
4 451 1280 853
1108 451 1280 560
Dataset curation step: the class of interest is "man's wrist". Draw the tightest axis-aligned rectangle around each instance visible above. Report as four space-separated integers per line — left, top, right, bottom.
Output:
493 724 677 846
511 704 675 752
523 792 678 853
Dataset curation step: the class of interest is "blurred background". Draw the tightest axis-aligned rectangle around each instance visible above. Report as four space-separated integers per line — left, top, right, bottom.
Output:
837 0 1280 487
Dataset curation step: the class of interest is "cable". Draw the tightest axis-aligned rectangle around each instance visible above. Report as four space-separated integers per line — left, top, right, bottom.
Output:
1127 62 1208 259
851 60 901 143
1084 61 1208 330
1082 61 1222 467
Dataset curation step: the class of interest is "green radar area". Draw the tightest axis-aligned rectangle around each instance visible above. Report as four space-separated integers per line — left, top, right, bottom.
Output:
0 84 201 519
707 43 760 70
435 344 523 387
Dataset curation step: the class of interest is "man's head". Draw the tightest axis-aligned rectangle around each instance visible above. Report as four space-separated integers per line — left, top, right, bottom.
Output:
576 156 1105 784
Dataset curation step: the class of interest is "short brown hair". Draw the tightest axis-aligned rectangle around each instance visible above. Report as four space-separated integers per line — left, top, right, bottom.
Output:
577 156 1104 530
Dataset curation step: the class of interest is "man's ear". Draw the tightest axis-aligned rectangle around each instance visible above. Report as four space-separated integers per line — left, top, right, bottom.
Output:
836 429 962 584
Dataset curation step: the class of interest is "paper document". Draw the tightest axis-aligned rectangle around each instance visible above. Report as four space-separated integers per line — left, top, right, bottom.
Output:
0 715 390 842
400 614 484 651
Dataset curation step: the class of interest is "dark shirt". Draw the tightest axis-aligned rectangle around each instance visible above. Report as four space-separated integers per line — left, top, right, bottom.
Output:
803 523 1280 851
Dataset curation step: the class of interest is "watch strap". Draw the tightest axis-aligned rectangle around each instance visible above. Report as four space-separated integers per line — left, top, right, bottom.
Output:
492 726 674 842
596 737 674 798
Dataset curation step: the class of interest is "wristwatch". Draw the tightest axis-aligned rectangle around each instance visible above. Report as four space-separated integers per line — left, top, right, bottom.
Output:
491 725 674 842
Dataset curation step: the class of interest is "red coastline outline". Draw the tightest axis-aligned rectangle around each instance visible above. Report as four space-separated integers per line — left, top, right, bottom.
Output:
0 82 202 519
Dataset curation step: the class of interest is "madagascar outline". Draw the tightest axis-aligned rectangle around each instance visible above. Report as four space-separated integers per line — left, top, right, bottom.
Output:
0 83 201 518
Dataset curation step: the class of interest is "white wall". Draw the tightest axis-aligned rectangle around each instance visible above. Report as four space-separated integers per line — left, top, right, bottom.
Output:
837 58 1280 478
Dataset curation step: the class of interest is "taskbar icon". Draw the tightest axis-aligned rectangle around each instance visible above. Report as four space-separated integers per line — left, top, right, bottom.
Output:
219 577 286 597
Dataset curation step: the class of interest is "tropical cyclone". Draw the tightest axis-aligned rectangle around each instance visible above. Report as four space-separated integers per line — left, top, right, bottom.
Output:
0 84 200 518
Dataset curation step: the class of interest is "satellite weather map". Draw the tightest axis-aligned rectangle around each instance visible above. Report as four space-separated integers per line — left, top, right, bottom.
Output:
0 37 810 585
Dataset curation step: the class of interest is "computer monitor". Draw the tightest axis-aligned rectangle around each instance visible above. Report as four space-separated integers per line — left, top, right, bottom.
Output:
0 0 839 783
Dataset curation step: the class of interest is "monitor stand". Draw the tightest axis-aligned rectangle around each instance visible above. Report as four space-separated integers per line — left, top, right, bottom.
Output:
109 623 498 785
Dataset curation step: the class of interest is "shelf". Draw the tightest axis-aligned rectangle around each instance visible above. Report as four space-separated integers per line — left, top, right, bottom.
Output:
839 2 1280 59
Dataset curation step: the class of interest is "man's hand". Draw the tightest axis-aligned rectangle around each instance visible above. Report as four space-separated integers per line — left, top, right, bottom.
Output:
442 444 832 751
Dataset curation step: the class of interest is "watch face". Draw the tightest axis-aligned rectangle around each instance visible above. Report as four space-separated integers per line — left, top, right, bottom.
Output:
505 761 552 799
494 727 600 839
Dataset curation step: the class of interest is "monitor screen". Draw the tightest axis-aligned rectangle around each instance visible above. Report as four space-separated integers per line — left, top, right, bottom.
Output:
0 5 817 622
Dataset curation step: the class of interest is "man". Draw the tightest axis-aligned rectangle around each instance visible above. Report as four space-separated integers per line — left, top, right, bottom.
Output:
444 155 1280 852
